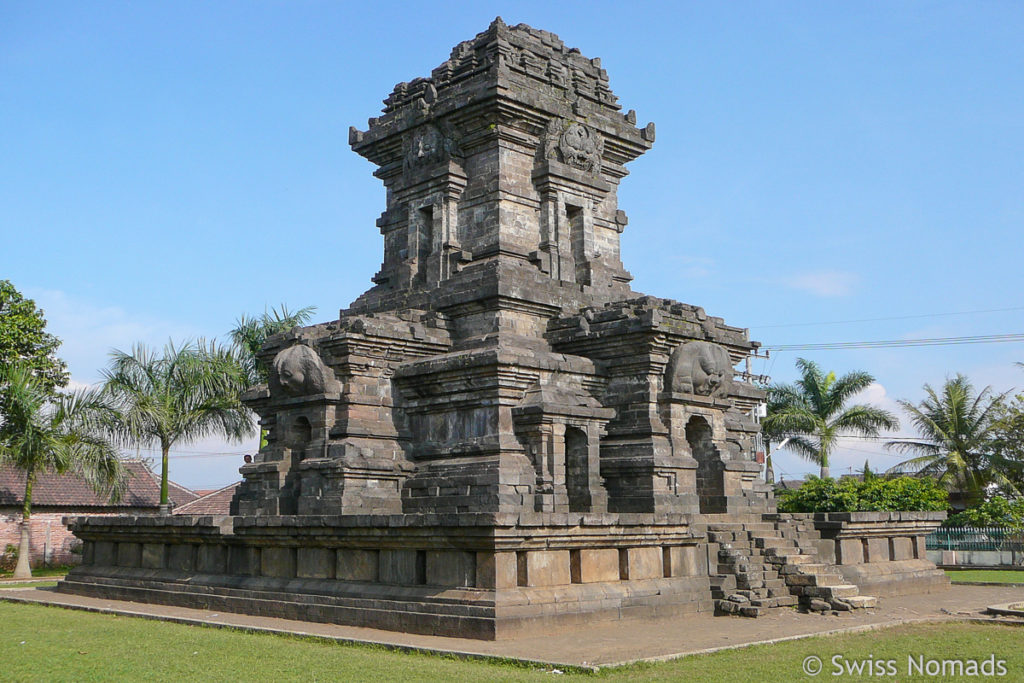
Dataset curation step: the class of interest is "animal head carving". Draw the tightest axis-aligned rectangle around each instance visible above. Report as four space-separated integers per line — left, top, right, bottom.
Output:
271 345 330 397
665 341 734 398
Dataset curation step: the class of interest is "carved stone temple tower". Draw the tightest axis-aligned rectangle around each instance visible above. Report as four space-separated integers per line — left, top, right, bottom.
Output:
65 20 936 639
233 17 770 520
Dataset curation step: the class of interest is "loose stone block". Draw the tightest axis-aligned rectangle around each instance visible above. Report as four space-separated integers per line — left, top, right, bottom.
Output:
337 549 379 582
261 547 296 578
297 548 335 579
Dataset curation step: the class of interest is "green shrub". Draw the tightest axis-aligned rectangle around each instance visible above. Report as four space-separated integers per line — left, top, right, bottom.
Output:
776 476 948 513
0 544 18 572
945 496 1024 528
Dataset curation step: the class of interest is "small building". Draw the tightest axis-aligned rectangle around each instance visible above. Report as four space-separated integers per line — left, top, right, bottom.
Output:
173 482 240 516
0 461 198 567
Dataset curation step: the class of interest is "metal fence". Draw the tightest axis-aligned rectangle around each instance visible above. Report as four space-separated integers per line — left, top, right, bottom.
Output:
926 526 1024 552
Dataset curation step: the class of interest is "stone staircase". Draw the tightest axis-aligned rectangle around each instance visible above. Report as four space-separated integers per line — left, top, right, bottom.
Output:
707 515 877 617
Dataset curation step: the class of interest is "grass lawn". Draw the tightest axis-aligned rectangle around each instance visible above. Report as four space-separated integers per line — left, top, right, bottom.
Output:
946 569 1024 584
0 565 71 579
0 581 58 589
2 602 1024 681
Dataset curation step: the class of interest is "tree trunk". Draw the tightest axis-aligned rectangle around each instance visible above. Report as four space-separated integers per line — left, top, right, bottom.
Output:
160 442 171 514
13 467 35 579
820 464 831 479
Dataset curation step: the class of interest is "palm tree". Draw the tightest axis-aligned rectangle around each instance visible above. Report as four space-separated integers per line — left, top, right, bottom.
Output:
886 375 1017 506
0 362 126 578
102 340 255 513
763 358 899 479
229 304 316 386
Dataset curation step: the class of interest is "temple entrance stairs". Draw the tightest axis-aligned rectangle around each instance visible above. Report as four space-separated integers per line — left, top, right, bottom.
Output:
705 515 878 617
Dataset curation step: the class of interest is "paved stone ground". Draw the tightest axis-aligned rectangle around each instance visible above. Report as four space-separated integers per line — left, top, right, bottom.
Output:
1 585 1022 668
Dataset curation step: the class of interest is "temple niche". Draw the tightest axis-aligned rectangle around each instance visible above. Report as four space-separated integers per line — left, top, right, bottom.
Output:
61 19 929 641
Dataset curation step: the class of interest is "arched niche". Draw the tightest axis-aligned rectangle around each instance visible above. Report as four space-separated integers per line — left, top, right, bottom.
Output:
686 415 725 513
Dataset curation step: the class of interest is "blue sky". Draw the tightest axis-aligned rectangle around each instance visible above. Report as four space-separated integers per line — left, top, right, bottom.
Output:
3 2 1023 489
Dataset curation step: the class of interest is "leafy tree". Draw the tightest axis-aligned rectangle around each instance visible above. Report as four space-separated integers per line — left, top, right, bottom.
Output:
762 358 899 478
102 340 255 511
989 369 1024 495
229 305 316 386
0 281 68 409
886 375 1018 507
0 362 126 578
945 496 1024 528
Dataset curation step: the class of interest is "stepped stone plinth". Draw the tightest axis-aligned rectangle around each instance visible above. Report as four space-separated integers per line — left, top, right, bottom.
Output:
58 19 946 637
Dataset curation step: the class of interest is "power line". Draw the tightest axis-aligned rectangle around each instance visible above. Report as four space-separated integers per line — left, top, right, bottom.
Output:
751 305 1024 330
764 332 1024 352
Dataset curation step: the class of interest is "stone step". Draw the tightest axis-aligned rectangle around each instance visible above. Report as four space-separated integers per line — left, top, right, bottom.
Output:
763 547 810 560
779 563 828 575
754 537 796 549
751 594 799 608
844 595 878 609
710 575 737 592
801 572 844 587
813 584 860 599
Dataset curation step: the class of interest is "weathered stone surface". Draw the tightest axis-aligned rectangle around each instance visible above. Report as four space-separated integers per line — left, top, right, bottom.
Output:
337 549 378 582
167 544 194 572
197 544 227 574
519 550 571 587
571 548 620 583
380 549 422 585
261 547 296 579
624 547 663 580
426 550 475 587
297 547 335 579
141 543 165 569
117 542 141 568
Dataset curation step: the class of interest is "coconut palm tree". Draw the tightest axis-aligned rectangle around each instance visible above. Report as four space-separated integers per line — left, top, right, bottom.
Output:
102 340 255 513
0 362 126 578
886 375 1017 506
763 358 899 479
229 305 316 386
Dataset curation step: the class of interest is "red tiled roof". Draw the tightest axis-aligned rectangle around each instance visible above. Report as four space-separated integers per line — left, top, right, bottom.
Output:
0 461 199 509
173 482 239 516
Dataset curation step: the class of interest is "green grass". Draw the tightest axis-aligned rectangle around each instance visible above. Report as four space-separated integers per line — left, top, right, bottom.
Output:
0 581 58 589
946 569 1024 584
0 565 72 579
1 602 1023 681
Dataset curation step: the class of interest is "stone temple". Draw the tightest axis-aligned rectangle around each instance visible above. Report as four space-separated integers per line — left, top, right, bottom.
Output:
60 19 948 639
